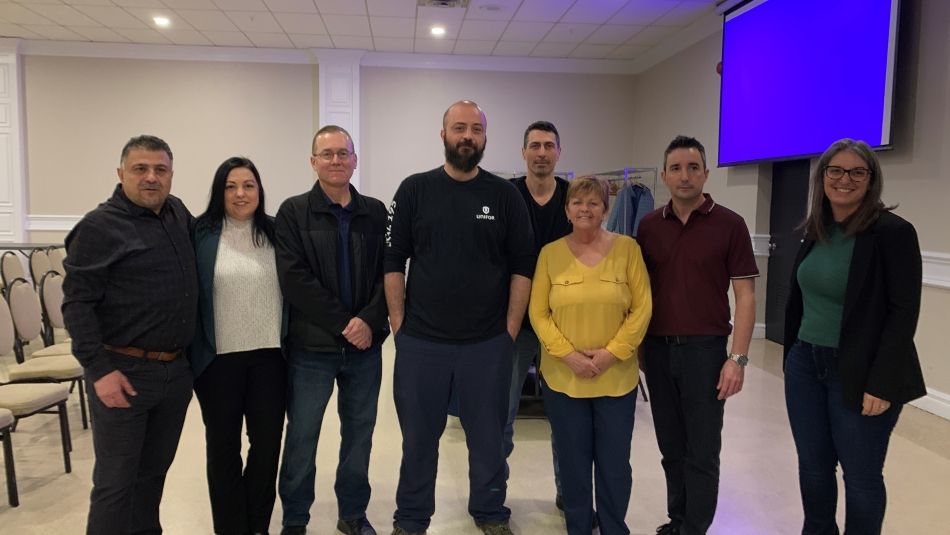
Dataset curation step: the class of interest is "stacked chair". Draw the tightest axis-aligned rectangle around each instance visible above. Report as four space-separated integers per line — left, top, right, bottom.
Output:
3 277 88 429
46 246 66 277
0 283 73 507
28 249 52 291
1 251 27 293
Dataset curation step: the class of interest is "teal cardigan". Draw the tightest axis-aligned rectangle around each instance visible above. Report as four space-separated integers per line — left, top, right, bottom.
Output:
190 221 289 379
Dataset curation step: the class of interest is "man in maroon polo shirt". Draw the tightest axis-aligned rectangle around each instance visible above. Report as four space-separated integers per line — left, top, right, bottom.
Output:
637 135 758 535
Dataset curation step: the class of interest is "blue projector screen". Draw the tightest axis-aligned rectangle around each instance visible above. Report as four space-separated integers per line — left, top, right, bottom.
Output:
718 0 900 166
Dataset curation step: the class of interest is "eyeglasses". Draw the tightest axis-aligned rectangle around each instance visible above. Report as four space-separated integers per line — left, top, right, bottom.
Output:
313 150 352 161
824 165 871 182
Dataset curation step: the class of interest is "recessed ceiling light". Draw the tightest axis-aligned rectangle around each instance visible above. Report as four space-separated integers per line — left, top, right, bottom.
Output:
153 16 170 28
430 26 446 37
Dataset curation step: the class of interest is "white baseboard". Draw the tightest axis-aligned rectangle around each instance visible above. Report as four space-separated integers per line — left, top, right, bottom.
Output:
753 322 766 339
909 387 950 421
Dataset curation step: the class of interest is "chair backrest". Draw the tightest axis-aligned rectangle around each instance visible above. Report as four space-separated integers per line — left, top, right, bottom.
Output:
0 294 15 356
40 271 65 330
47 246 66 276
7 278 44 343
29 249 52 286
1 252 26 289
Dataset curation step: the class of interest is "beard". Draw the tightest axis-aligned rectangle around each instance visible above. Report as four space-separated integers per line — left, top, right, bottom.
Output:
444 138 485 173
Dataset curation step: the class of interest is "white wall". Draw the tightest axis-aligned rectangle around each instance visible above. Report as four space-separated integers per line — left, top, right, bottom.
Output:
24 56 315 223
360 67 638 206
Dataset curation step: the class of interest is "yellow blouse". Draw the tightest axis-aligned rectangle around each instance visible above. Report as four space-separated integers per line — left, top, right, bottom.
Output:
529 234 652 398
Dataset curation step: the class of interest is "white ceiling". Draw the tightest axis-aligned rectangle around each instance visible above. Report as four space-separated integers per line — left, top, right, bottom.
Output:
0 0 718 61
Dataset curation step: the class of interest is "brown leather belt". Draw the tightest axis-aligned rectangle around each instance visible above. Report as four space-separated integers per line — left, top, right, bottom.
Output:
104 344 182 362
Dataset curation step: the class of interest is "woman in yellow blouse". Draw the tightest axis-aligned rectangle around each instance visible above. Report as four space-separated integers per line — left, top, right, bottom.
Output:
530 176 652 535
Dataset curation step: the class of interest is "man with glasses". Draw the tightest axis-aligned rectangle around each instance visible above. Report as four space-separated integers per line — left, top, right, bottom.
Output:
637 135 758 535
275 125 390 535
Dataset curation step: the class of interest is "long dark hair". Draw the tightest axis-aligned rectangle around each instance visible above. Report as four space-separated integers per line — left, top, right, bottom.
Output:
196 156 275 247
802 139 892 242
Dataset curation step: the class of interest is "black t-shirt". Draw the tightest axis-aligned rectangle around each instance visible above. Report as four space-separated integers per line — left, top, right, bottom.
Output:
385 167 535 343
510 176 572 258
510 175 572 330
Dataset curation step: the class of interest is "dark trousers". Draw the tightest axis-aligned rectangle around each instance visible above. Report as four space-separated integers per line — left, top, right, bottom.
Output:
644 335 727 535
784 340 901 535
193 348 286 534
543 379 637 535
278 345 382 527
392 331 513 532
85 354 193 535
505 328 563 495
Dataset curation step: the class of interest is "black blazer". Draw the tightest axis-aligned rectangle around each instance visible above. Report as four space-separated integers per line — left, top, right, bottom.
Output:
783 210 927 412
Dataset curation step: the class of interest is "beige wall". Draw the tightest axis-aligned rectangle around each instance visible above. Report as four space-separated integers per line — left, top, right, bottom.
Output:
360 67 638 206
24 56 315 223
629 0 950 396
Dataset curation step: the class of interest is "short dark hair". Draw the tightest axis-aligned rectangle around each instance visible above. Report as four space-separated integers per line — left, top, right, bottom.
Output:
312 125 354 155
120 134 172 165
663 135 707 170
802 138 891 242
523 121 560 149
196 156 275 247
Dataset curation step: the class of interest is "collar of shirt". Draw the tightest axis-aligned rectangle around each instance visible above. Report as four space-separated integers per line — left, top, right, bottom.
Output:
661 193 716 220
109 184 167 217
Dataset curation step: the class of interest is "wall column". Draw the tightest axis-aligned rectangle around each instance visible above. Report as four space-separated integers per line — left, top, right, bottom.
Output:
312 49 364 189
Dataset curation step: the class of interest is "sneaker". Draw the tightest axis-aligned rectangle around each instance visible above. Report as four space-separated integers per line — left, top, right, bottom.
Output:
280 526 307 535
337 517 377 535
476 522 514 535
390 528 426 535
555 495 599 530
656 523 680 535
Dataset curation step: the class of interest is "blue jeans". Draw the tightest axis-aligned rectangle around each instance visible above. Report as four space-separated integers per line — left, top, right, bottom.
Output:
543 379 637 535
505 328 562 495
278 345 382 527
784 340 901 535
393 331 513 532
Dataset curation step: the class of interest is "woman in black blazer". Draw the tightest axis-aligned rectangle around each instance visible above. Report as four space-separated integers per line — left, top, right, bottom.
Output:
783 139 926 535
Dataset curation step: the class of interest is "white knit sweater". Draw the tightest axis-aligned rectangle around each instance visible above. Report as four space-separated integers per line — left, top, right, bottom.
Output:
212 217 282 355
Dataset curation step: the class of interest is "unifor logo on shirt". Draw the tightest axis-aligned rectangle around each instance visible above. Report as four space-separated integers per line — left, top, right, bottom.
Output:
475 205 495 221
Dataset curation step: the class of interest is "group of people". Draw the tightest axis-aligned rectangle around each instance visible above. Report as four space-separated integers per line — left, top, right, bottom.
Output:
60 99 925 535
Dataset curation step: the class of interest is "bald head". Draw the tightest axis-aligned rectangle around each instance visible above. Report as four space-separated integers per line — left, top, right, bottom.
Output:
442 100 487 130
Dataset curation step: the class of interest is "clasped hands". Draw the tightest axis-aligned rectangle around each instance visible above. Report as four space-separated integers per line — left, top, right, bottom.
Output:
562 348 619 379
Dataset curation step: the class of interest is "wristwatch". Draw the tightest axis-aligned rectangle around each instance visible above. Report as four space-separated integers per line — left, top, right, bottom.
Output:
728 353 749 367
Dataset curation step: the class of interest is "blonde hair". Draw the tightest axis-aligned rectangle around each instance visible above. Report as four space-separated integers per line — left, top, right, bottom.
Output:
566 175 610 211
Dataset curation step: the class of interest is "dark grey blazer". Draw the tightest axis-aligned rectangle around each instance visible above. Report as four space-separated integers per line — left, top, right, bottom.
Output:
784 210 927 412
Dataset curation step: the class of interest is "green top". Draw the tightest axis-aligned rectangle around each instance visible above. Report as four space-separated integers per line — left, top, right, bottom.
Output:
797 225 855 348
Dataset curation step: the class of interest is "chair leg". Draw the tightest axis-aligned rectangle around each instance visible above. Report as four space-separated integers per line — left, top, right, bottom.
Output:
57 402 71 473
1 428 18 507
78 380 89 430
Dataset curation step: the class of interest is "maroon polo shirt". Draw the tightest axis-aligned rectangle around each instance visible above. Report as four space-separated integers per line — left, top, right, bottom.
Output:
637 194 759 336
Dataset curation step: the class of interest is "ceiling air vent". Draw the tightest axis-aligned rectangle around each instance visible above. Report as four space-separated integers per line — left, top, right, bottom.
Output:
418 0 470 7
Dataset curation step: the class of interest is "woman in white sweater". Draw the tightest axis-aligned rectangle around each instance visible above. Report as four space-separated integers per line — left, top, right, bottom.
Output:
191 156 287 535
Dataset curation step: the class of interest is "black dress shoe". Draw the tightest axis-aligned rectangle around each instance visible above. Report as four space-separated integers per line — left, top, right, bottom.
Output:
280 526 307 535
655 523 680 535
337 517 377 535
